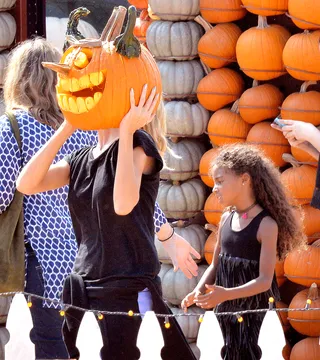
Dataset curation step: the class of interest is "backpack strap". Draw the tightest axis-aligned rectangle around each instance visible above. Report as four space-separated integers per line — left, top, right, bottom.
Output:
5 111 22 152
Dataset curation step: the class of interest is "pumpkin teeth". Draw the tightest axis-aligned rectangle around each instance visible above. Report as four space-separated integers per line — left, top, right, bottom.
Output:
89 72 105 86
58 71 105 93
57 93 102 114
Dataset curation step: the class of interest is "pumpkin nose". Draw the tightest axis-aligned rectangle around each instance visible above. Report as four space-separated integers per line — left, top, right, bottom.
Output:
42 62 71 76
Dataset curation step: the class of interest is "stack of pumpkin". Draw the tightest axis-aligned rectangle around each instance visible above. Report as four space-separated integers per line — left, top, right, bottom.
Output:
0 0 17 115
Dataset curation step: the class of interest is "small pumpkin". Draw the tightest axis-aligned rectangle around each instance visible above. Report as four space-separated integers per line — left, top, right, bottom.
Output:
195 15 241 69
246 122 290 168
288 283 320 336
275 260 286 287
290 337 320 360
158 60 205 101
236 16 290 80
280 81 320 126
238 80 284 124
207 100 252 147
197 68 245 112
165 101 210 137
133 9 152 44
0 0 16 10
199 0 246 24
157 179 207 220
288 0 320 30
204 224 218 264
147 21 204 61
203 193 224 226
0 12 16 51
128 0 149 9
199 148 219 188
161 138 206 181
241 0 288 16
159 263 208 305
148 0 200 21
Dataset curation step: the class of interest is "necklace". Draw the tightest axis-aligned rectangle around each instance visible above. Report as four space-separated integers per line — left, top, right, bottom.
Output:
235 202 257 220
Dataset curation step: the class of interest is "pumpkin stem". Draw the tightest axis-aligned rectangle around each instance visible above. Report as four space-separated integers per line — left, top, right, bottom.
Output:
194 15 213 32
300 80 318 93
231 99 240 114
114 6 141 59
205 224 217 232
307 283 319 301
101 6 127 42
200 60 211 75
172 180 180 186
171 220 188 228
282 153 301 168
170 137 180 144
252 80 259 87
257 16 269 29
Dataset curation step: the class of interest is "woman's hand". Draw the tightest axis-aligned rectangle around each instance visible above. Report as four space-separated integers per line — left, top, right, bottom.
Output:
60 120 77 137
120 84 159 135
271 119 316 143
194 285 228 309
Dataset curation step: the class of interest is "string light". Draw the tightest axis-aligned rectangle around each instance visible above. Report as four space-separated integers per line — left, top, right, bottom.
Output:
128 310 134 317
198 314 204 323
164 316 170 329
27 295 32 308
97 312 104 320
60 305 66 317
268 297 274 310
236 314 244 323
306 299 312 310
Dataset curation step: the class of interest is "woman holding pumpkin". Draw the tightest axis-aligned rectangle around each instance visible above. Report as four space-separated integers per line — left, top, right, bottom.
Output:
181 144 305 360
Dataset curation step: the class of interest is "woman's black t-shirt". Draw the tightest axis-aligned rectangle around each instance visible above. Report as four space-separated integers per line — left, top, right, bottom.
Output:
65 130 163 281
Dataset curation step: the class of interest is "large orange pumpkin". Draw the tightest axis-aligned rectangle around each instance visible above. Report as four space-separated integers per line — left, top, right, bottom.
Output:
203 193 224 226
301 205 320 237
276 301 290 333
290 337 320 360
284 241 320 286
246 122 290 167
207 100 252 146
128 0 149 9
241 0 288 16
288 0 320 30
288 283 320 336
197 68 245 112
199 147 219 188
291 146 318 165
45 7 161 130
275 260 286 287
280 81 320 126
195 15 241 69
238 80 284 124
236 16 290 80
199 0 246 23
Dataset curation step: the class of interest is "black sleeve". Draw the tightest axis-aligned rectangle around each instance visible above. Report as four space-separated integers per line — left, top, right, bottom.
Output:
64 147 89 166
133 130 163 174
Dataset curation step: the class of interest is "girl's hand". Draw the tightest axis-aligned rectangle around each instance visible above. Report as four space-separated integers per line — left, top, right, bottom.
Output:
181 290 202 312
194 285 228 309
271 119 315 143
120 84 160 135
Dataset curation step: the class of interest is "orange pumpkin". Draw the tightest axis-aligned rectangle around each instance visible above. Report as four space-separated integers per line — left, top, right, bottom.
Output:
280 81 320 126
291 146 318 165
204 224 217 264
276 301 290 333
282 342 291 360
236 16 290 80
301 205 320 237
275 260 286 287
197 68 245 112
199 148 219 188
288 283 320 336
241 0 288 16
128 0 149 9
238 80 284 124
284 241 320 286
290 337 320 360
203 193 224 226
207 100 252 146
283 30 320 81
195 16 241 69
199 0 246 23
133 9 152 43
288 0 320 30
47 7 162 130
246 122 290 167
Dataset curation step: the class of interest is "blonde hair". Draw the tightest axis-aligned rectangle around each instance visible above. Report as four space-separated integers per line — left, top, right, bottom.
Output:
4 37 64 129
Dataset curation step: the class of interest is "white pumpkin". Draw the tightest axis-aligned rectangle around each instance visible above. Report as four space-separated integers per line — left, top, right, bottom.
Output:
0 0 15 10
155 223 207 264
161 138 206 181
147 21 203 61
46 17 99 51
0 91 5 117
157 60 205 100
0 12 16 50
170 306 204 343
159 263 208 305
165 101 209 137
157 179 207 219
149 0 200 21
0 51 9 86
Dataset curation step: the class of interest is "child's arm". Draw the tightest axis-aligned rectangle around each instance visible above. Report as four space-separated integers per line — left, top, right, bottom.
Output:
194 216 278 309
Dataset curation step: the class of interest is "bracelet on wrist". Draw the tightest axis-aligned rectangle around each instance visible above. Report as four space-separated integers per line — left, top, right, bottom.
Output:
158 226 175 242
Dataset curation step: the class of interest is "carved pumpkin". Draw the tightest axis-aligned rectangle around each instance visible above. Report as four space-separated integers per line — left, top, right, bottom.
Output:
165 101 209 137
197 68 245 112
246 122 290 168
289 283 320 336
241 0 288 16
203 193 224 226
204 224 217 264
290 337 320 360
128 0 148 9
199 0 246 24
284 241 320 287
146 20 204 61
148 0 200 21
238 80 284 124
283 30 320 81
157 179 207 220
195 16 241 69
161 139 206 181
158 60 204 101
199 147 219 188
275 260 286 287
45 7 162 130
0 12 16 51
280 81 320 126
133 9 152 44
288 0 320 30
207 100 252 147
236 16 290 80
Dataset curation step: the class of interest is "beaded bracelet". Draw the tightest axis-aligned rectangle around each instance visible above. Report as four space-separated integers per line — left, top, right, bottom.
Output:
158 227 175 242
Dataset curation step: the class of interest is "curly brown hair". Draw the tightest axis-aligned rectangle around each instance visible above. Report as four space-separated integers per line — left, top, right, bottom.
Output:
211 144 306 260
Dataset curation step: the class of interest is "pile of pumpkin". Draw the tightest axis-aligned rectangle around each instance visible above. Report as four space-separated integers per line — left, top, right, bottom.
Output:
130 0 320 358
